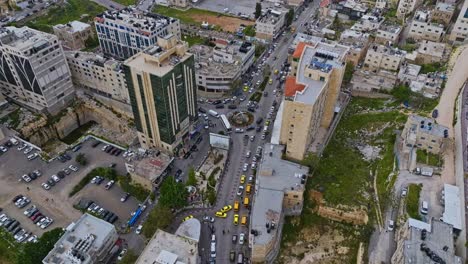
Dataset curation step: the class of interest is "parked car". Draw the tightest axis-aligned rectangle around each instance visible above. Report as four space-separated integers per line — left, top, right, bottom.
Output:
69 165 78 172
72 145 82 152
136 225 143 234
41 183 51 190
120 193 130 202
105 180 115 190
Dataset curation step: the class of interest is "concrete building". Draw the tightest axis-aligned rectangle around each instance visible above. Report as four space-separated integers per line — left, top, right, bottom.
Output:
333 0 368 20
414 40 447 64
442 184 462 233
398 63 421 84
284 41 348 160
255 8 286 41
95 9 181 60
287 0 304 6
43 213 118 264
168 0 188 8
432 2 455 26
391 219 462 264
448 0 468 44
396 0 423 18
408 10 445 42
350 69 397 93
123 35 197 155
339 29 370 66
125 153 174 190
409 72 444 98
375 23 402 44
136 219 200 264
401 114 448 154
250 143 309 263
364 43 406 72
191 40 255 98
351 14 385 32
53 21 93 50
65 51 130 104
0 27 75 114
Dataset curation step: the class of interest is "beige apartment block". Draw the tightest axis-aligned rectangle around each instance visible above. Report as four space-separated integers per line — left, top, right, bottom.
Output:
401 114 448 154
339 29 370 66
375 23 402 44
415 40 447 64
397 0 423 18
408 10 445 42
168 0 188 7
449 0 468 44
364 44 406 72
53 21 93 50
255 8 286 41
283 41 348 160
432 1 455 25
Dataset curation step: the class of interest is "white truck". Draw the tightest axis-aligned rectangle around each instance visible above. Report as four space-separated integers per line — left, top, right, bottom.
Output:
208 110 219 118
415 167 434 177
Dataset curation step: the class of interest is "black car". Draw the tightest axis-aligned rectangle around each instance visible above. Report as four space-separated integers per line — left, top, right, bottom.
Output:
199 107 207 113
228 104 237 109
175 169 183 177
183 152 191 159
106 146 114 153
256 126 262 132
57 155 66 163
47 179 56 186
28 173 37 180
91 141 101 148
190 145 198 152
63 154 72 160
246 126 255 131
12 195 23 203
247 107 255 112
215 104 225 109
432 109 439 118
57 171 66 179
109 215 118 223
196 137 203 144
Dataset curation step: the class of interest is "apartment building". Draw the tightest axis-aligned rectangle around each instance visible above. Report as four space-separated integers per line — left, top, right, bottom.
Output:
350 69 397 93
339 29 370 66
364 44 406 71
53 21 93 50
351 14 384 32
0 27 75 114
408 10 445 42
168 0 188 8
397 0 423 18
191 40 255 98
255 9 286 41
333 0 368 20
123 35 197 155
448 0 468 44
409 72 444 98
250 143 309 263
432 1 455 26
401 114 448 154
43 214 118 264
415 40 447 64
375 23 402 44
398 63 421 84
95 9 181 60
284 41 348 160
65 51 130 104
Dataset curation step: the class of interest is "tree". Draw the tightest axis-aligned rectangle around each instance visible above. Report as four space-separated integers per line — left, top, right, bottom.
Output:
17 228 64 264
255 3 262 19
84 35 99 50
186 167 197 186
331 15 342 32
142 205 173 238
243 25 256 37
391 84 412 103
343 62 354 85
159 176 188 209
286 8 294 27
75 153 87 166
206 187 216 205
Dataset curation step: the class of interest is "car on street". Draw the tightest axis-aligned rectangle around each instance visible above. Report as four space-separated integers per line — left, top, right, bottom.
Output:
401 187 408 197
246 151 251 158
69 165 78 172
237 186 244 196
136 225 143 234
183 215 194 221
120 193 130 202
215 211 227 218
233 214 239 225
230 250 235 262
239 233 245 244
203 216 215 223
41 183 50 190
388 220 395 231
232 234 237 244
221 205 232 213
240 175 246 184
432 109 439 118
0 146 7 152
242 163 248 172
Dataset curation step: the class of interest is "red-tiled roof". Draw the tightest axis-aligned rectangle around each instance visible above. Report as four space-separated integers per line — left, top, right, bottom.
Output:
292 42 308 59
320 0 330 8
285 76 306 97
215 39 229 46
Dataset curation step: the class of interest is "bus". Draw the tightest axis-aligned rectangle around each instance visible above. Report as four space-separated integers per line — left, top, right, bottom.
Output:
220 114 231 132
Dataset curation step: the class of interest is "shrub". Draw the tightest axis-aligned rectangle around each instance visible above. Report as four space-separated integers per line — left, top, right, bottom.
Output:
69 167 116 197
118 176 150 201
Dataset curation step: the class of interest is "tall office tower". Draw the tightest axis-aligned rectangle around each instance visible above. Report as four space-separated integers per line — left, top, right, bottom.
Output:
94 9 181 60
123 35 197 155
0 27 75 114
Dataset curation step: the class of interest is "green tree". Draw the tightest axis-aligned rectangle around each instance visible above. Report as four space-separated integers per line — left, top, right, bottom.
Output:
159 176 188 208
17 228 64 264
142 205 173 238
243 25 256 37
343 62 354 85
119 250 138 264
186 167 197 186
206 187 216 205
286 8 294 27
255 3 262 18
391 84 412 103
75 153 87 166
84 35 99 50
331 15 342 32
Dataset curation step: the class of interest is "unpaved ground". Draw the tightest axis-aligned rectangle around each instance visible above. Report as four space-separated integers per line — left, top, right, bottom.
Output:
190 14 254 32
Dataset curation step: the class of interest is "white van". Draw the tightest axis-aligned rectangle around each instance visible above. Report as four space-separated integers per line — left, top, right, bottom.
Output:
420 201 429 215
210 241 216 258
211 234 216 242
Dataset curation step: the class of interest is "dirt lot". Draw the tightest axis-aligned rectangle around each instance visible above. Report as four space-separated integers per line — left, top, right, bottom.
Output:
0 136 130 236
190 14 254 32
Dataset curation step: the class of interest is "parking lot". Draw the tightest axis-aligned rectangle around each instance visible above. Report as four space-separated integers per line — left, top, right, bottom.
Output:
194 0 255 18
0 135 133 236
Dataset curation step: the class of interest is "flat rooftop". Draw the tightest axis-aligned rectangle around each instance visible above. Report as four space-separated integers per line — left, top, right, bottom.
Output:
369 44 406 57
340 0 368 12
443 184 462 230
175 218 201 242
124 35 192 77
128 153 174 185
65 51 123 72
95 8 177 34
53 21 91 33
0 26 56 53
408 114 448 138
378 22 402 34
403 220 461 264
136 229 198 264
257 8 285 24
399 63 421 77
417 40 446 57
43 214 116 264
340 29 369 49
251 144 309 246
436 2 455 12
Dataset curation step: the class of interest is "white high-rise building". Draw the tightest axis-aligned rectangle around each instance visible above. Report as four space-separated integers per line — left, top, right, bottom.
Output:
0 26 75 114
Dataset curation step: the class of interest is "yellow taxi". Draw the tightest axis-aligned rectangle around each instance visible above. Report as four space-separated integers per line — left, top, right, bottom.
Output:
268 79 273 84
215 211 227 218
243 86 249 92
233 214 239 225
221 205 232 213
183 215 193 222
240 175 246 184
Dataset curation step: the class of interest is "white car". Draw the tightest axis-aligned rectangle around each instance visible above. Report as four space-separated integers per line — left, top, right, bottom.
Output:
0 146 7 152
51 175 60 182
17 144 26 151
246 151 251 158
239 233 245 245
136 225 143 234
388 220 395 231
23 147 33 154
27 153 38 160
41 183 51 190
22 174 32 182
237 186 244 196
69 165 78 172
242 163 248 172
117 249 127 261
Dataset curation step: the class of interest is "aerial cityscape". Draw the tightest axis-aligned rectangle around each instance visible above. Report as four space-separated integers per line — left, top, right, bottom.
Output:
0 0 467 263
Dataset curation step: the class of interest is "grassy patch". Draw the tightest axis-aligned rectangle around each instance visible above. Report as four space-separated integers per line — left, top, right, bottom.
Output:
112 0 137 5
182 34 207 47
61 121 96 145
406 184 422 220
391 85 439 114
69 167 117 197
243 25 255 37
118 175 150 201
255 44 266 59
23 0 105 33
153 5 228 25
0 229 19 264
420 62 447 74
416 149 442 167
0 108 21 129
